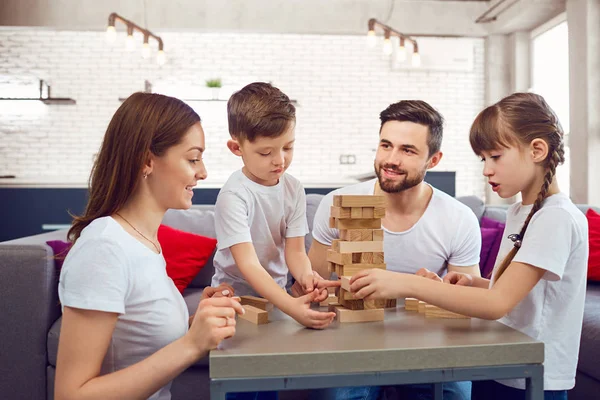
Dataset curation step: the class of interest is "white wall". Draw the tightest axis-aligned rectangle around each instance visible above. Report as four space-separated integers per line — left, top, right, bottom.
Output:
0 30 485 197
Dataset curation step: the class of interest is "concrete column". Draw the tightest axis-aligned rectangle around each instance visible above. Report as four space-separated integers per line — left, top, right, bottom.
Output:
567 0 600 206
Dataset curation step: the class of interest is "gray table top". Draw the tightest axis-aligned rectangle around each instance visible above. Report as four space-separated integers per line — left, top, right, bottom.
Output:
209 306 544 379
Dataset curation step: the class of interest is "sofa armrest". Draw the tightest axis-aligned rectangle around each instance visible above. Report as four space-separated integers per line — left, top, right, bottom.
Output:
0 243 61 399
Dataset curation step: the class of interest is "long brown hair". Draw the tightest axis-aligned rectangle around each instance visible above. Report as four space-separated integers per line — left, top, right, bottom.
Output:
68 92 200 242
470 92 565 281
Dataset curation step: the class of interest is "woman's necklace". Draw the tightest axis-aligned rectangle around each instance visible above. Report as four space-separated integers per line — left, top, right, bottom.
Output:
115 212 161 254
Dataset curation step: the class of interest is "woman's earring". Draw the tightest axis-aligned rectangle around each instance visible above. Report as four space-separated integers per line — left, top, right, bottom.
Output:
143 173 148 179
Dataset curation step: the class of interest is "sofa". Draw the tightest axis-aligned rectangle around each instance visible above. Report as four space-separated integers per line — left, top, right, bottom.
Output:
0 193 598 400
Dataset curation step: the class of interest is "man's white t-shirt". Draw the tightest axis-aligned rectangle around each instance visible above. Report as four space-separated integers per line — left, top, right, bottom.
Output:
212 170 309 296
491 193 588 391
312 179 481 276
58 217 189 400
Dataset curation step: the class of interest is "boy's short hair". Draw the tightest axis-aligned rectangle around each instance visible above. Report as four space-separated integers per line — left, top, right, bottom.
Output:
227 82 296 142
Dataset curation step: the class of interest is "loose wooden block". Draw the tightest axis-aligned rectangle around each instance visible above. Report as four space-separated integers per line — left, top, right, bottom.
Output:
373 252 385 264
332 241 384 254
374 207 386 218
418 301 427 313
350 207 363 219
384 299 397 308
335 263 386 277
319 293 338 306
339 287 357 300
330 206 351 219
372 229 384 242
239 305 269 325
239 295 273 311
335 218 382 230
425 305 471 319
404 298 420 311
362 207 374 218
340 276 352 291
334 195 385 208
333 306 385 323
327 249 352 265
340 229 374 241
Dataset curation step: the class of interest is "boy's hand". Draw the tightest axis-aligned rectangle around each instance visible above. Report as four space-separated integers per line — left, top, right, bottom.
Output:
349 269 404 300
201 283 235 300
415 267 442 282
443 271 474 286
298 271 341 303
288 289 336 329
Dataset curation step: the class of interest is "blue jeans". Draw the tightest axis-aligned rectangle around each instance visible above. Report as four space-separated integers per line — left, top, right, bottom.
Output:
226 391 279 400
471 380 567 400
312 381 471 400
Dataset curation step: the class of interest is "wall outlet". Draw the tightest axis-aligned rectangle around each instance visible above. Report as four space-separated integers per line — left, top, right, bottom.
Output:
339 154 356 165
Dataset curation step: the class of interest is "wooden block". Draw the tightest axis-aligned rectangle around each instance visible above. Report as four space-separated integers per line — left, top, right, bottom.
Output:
372 229 384 242
360 252 373 263
340 276 352 291
350 207 363 219
327 249 352 265
341 229 373 241
333 306 385 323
319 293 338 306
373 252 385 263
332 241 384 254
329 217 336 228
384 299 397 308
330 206 351 219
335 218 382 230
374 207 386 218
418 301 427 313
425 305 471 319
336 195 385 208
328 303 342 312
328 261 336 273
339 287 357 300
333 196 342 207
239 305 269 324
362 207 374 218
364 299 387 309
339 296 364 310
404 298 420 311
336 263 386 277
352 253 362 263
239 295 273 311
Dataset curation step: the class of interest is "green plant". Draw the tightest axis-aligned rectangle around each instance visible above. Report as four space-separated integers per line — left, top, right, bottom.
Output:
205 78 222 88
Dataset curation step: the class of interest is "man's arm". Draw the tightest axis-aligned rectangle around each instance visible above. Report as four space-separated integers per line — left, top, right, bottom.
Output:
308 238 331 280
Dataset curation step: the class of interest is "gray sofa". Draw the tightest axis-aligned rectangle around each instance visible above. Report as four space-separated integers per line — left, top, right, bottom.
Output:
0 194 598 400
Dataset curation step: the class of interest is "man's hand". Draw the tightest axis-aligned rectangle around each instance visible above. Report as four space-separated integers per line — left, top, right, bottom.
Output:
443 271 474 286
415 267 442 282
201 283 235 300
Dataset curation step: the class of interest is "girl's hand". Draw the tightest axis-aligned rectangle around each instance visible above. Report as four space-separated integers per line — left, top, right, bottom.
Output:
415 267 443 282
349 269 405 300
287 289 336 329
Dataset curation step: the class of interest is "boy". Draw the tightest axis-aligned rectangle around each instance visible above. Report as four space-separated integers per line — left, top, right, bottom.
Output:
211 82 337 329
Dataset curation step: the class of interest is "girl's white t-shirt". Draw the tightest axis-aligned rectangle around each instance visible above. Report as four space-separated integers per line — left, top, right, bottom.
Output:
58 217 189 400
491 193 588 390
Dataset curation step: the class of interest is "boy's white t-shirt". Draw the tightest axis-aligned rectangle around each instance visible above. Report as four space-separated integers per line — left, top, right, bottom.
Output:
212 170 309 296
312 179 481 276
490 193 588 391
58 217 189 400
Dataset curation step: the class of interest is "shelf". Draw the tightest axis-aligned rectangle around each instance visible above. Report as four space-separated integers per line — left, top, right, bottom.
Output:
0 80 76 105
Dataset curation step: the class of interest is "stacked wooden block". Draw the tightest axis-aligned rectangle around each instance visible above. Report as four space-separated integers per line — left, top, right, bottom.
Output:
327 195 393 323
404 297 470 319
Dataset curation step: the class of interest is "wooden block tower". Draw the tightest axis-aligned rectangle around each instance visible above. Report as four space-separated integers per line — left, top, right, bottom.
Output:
327 194 394 323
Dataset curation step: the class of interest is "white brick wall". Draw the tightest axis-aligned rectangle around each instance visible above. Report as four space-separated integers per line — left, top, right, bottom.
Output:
0 30 485 197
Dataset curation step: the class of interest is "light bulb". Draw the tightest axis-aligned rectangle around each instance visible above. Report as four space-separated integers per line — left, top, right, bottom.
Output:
382 38 393 56
412 52 421 67
397 45 407 62
126 34 135 51
366 30 376 48
157 50 166 66
105 26 117 43
142 42 151 59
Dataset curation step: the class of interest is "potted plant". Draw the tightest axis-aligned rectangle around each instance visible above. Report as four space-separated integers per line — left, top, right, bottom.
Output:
205 78 222 100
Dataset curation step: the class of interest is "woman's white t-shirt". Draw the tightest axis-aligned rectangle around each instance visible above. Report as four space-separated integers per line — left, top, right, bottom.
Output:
491 193 588 390
58 217 189 400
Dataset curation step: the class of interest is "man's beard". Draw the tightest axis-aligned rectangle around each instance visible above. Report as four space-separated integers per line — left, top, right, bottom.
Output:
374 162 427 193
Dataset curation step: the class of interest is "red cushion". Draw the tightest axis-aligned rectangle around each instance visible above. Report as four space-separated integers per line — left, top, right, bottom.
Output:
587 209 600 281
158 224 217 293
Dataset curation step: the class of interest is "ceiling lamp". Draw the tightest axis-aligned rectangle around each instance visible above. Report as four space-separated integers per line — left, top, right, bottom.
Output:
367 18 420 67
106 13 166 66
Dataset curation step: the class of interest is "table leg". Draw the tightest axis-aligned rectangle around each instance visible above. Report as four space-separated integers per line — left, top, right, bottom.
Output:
210 381 227 400
432 383 443 400
525 364 544 400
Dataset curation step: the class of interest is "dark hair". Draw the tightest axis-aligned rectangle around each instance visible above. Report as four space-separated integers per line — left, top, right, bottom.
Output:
470 92 565 280
227 82 296 142
68 92 201 242
379 100 444 157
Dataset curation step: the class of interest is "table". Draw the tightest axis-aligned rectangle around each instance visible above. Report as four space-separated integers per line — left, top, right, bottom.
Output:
210 306 544 400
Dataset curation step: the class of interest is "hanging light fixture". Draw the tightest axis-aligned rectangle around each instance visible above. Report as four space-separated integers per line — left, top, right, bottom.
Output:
366 18 420 67
106 13 166 66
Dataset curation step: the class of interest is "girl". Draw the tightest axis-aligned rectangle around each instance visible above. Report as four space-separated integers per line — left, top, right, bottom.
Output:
349 92 588 400
55 93 244 400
